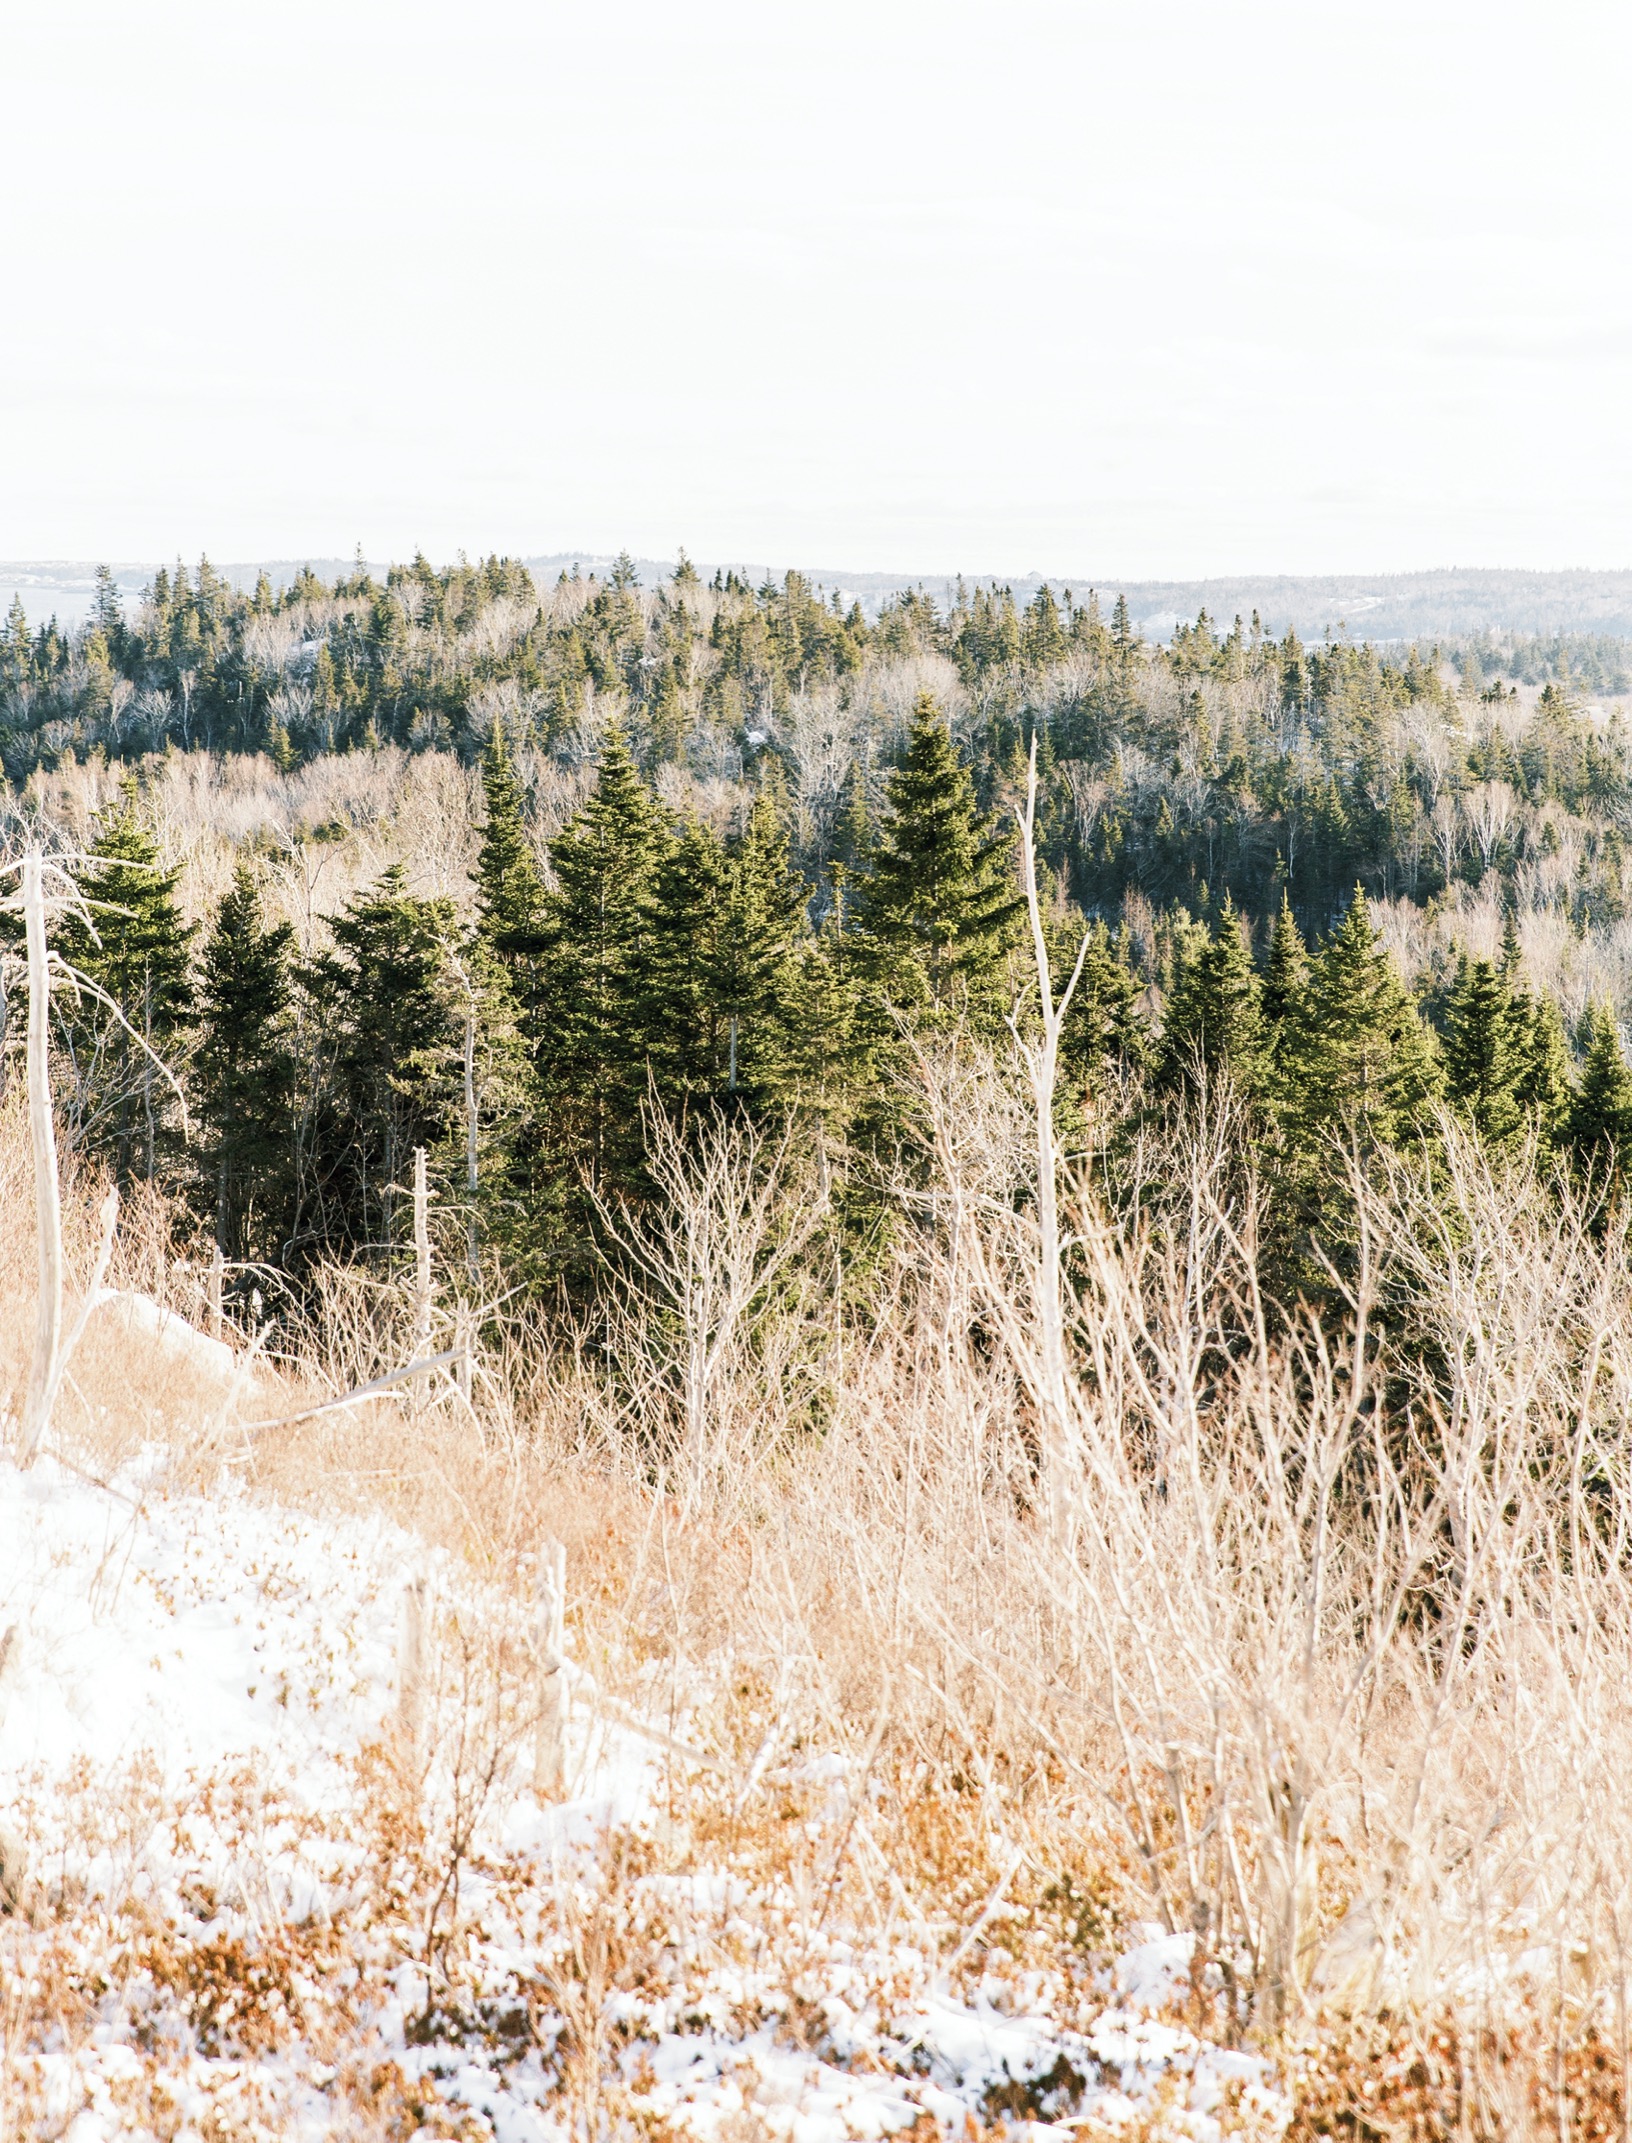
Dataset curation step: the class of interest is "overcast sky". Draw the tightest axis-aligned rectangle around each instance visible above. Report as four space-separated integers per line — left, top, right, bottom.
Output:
3 0 1628 578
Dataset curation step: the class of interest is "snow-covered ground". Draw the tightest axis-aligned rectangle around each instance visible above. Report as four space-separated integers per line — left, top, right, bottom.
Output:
0 1448 1287 2139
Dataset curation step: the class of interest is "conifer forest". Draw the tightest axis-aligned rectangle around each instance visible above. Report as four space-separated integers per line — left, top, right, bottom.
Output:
4 550 1631 1308
16 0 1632 2124
12 550 1632 2136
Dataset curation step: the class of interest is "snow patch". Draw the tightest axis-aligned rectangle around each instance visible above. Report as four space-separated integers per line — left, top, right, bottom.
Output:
0 1454 1288 2140
88 1288 242 1383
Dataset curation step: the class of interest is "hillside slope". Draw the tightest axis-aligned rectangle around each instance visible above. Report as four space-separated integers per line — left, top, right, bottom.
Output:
0 1434 1282 2141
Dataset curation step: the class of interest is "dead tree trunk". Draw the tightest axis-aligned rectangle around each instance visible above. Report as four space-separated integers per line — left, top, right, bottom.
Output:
411 1146 433 1414
534 1539 568 1799
18 851 62 1469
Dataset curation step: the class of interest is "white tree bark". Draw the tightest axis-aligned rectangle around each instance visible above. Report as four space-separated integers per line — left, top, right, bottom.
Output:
397 1574 428 1757
411 1146 433 1414
17 851 63 1470
534 1539 568 1799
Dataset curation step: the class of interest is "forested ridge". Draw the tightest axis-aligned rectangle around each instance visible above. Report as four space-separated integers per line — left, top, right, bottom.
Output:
9 553 1632 2132
8 548 1632 1308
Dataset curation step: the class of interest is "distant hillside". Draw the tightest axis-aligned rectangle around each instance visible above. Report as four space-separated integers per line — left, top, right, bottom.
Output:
663 566 1632 641
9 556 1632 642
1091 569 1632 643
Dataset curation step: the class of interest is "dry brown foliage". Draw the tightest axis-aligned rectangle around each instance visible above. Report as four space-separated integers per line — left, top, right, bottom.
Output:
4 999 1632 2131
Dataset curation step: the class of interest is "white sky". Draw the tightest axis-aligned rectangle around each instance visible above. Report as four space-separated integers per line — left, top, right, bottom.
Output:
3 0 1629 578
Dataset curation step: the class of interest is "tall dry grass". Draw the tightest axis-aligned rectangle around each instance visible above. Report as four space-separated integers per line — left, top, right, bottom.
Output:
6 1062 1632 2128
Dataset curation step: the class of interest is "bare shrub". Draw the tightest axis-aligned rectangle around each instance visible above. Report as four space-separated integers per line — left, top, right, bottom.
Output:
0 841 1630 2130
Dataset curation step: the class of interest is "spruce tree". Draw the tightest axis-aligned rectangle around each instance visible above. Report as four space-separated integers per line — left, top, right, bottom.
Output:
440 930 543 1288
1500 909 1522 978
194 867 296 1266
474 727 547 958
58 790 194 1182
777 874 891 1147
643 816 730 1105
1058 920 1145 1095
1276 887 1442 1151
710 793 807 1101
536 726 673 1199
861 693 1020 1016
473 725 552 1093
300 867 457 1261
1568 1002 1632 1186
1442 954 1524 1144
1261 891 1308 1035
1512 989 1574 1150
832 759 873 873
1158 897 1266 1097
1045 916 1145 1167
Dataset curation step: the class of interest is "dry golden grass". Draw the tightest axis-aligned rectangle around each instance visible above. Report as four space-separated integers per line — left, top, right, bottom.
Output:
5 1060 1632 2136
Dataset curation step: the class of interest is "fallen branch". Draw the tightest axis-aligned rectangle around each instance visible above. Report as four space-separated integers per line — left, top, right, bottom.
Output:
242 1347 471 1433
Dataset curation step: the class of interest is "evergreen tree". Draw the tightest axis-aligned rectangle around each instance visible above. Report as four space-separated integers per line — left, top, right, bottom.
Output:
1157 896 1266 1096
1500 908 1522 978
536 726 673 1200
439 931 543 1288
474 727 547 956
1568 1002 1632 1186
58 790 194 1183
194 867 296 1265
91 564 125 654
1511 988 1575 1149
778 872 891 1146
862 694 1020 1015
1442 954 1524 1144
710 793 807 1100
300 868 457 1261
1276 887 1442 1152
832 758 873 873
473 724 551 1077
1058 920 1145 1097
643 816 730 1105
1261 891 1308 1035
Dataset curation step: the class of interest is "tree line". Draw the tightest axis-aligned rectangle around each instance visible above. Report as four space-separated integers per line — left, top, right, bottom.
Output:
5 551 1632 934
18 690 1632 1317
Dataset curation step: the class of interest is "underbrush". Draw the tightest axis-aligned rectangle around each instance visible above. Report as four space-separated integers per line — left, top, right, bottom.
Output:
2 1045 1631 2138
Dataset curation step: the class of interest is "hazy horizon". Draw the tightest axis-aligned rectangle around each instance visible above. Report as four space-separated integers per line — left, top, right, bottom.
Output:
15 555 1632 645
8 1 1632 573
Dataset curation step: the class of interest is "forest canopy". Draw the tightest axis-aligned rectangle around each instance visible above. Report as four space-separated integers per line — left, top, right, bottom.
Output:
5 548 1632 1306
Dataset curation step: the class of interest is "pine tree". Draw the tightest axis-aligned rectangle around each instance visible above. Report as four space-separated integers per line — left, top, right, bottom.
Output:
58 790 194 1183
777 869 906 1222
439 931 543 1289
710 793 807 1101
1276 887 1443 1151
643 816 730 1105
92 564 125 654
1442 954 1524 1144
1057 920 1146 1096
473 725 550 1028
536 726 673 1200
861 693 1020 1016
300 867 458 1261
786 907 875 1100
1500 909 1522 977
1568 1002 1632 1187
1511 988 1574 1149
1261 891 1308 1035
1157 897 1266 1097
194 867 296 1265
3 594 32 686
832 758 873 873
